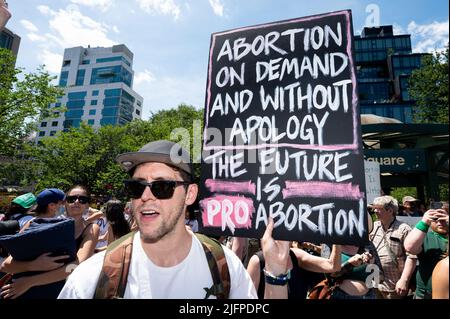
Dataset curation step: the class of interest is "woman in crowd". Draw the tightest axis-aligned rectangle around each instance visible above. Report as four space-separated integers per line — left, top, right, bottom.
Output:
0 186 100 299
326 244 379 299
104 199 131 243
247 241 342 299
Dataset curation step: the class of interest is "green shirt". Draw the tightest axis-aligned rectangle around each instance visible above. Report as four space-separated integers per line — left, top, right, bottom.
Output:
415 231 448 299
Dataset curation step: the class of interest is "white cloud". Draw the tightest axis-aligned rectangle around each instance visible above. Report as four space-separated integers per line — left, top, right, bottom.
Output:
37 5 117 49
39 50 63 74
135 0 181 20
27 33 46 42
134 69 156 85
20 19 39 32
37 5 51 15
112 25 120 33
70 0 113 12
407 20 449 53
208 0 223 17
392 23 405 35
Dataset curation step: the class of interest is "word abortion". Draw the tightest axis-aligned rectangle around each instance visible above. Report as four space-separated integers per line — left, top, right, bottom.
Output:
216 23 343 62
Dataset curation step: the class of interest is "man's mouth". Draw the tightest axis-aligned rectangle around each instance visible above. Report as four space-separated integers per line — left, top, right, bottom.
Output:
140 210 160 217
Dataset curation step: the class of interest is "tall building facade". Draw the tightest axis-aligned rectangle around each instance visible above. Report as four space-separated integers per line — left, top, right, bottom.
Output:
0 27 20 57
37 44 143 141
354 25 428 123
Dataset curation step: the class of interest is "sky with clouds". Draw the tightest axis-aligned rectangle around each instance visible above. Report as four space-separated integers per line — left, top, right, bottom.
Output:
5 0 449 120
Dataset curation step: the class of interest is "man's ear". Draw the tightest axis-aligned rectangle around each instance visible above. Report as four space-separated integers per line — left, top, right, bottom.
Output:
185 183 198 206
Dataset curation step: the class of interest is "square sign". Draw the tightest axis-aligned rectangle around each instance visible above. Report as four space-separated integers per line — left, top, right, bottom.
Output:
199 10 368 245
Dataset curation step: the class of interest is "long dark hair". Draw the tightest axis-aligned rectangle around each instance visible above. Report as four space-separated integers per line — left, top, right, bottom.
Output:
105 200 130 240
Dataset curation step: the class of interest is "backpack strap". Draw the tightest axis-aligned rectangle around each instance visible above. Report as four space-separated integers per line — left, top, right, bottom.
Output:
93 231 135 299
195 233 230 299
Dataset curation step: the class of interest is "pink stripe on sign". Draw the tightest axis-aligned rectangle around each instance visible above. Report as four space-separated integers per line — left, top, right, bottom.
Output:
205 179 256 195
282 181 364 200
200 195 254 234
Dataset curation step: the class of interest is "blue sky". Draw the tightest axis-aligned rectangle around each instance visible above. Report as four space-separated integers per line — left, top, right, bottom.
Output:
6 0 449 120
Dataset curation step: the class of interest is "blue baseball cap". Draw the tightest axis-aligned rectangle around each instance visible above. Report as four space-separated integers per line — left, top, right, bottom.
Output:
36 188 66 207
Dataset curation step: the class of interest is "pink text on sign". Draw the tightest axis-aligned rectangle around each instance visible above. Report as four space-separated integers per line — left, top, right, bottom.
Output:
200 195 254 234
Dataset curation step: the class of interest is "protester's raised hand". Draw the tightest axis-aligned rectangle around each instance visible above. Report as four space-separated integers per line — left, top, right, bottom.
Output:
422 209 448 226
261 218 290 275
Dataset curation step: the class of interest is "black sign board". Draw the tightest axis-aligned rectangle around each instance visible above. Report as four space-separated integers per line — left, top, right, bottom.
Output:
199 10 368 245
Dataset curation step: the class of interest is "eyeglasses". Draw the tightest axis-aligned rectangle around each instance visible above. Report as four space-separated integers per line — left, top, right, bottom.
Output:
123 179 190 199
66 195 90 204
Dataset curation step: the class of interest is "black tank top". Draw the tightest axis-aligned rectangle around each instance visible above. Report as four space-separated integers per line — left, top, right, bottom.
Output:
75 223 93 250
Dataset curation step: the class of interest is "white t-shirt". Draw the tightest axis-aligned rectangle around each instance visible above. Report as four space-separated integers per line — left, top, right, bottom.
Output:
58 232 257 299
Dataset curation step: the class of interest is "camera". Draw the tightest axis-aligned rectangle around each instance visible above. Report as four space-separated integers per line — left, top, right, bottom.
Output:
431 201 443 209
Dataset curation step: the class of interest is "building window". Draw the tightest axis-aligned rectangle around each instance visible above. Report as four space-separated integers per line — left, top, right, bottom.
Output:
68 91 87 99
76 69 86 86
52 121 58 127
100 117 117 126
50 131 57 136
62 60 71 67
91 100 98 105
90 66 132 87
89 109 96 115
54 111 60 116
87 119 95 126
136 109 141 115
41 122 47 127
92 90 99 96
39 131 46 137
59 71 69 87
82 60 90 65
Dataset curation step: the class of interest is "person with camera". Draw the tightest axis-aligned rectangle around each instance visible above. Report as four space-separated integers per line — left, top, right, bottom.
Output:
404 207 448 299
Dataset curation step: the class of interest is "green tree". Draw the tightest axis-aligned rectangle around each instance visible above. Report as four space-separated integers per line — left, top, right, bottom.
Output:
0 48 64 156
409 45 449 123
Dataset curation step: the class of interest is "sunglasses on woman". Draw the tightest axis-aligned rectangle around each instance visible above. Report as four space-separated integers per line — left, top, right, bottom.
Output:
123 179 191 199
66 195 90 204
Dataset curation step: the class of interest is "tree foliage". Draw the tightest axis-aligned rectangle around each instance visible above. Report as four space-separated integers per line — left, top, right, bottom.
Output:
27 104 204 197
409 45 449 123
0 48 64 156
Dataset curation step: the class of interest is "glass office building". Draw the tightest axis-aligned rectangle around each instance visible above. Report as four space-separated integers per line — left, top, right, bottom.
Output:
0 27 20 58
37 45 143 141
355 26 428 123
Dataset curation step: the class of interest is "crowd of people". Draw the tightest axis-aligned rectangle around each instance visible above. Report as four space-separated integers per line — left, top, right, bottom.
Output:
0 140 448 299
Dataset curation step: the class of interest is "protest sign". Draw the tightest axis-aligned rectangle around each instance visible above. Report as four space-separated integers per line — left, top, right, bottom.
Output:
199 10 368 244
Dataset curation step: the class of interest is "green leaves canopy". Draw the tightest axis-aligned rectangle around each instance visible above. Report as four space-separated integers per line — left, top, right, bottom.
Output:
409 46 449 123
0 48 64 156
30 104 204 196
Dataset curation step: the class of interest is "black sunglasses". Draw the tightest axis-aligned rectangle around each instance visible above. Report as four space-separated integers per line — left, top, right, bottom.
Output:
124 179 190 199
66 195 90 204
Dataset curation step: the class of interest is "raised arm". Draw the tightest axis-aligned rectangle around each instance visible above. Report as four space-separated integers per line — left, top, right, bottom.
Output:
293 244 342 273
261 218 290 299
404 209 444 255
